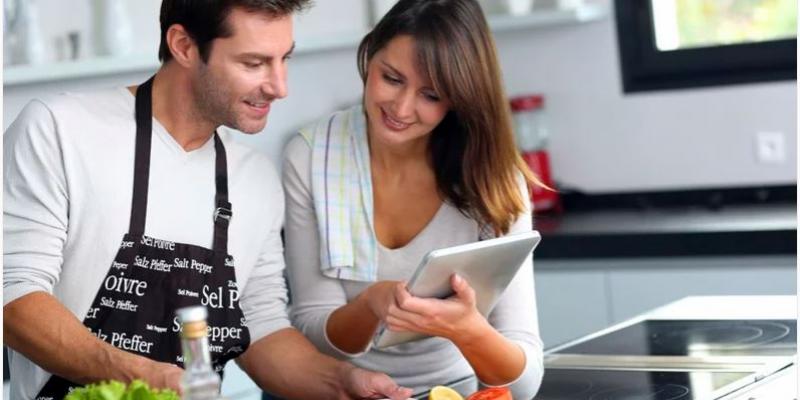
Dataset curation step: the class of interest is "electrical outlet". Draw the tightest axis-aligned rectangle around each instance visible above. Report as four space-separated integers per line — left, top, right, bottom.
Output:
755 131 786 164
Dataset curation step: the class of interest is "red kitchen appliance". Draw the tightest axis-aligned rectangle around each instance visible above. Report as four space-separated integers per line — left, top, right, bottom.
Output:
510 95 560 213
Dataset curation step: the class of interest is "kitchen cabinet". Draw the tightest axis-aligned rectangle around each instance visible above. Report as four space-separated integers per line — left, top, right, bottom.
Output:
534 255 796 349
534 266 611 348
532 188 796 349
607 256 796 323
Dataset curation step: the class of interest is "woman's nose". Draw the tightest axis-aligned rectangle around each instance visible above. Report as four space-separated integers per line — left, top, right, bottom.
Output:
393 89 415 120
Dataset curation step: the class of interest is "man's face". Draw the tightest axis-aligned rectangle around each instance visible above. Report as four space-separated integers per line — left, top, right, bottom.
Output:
192 8 294 134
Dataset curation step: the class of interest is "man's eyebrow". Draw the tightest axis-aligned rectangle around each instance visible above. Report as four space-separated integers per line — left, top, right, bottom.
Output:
238 53 268 61
284 42 296 58
236 42 296 61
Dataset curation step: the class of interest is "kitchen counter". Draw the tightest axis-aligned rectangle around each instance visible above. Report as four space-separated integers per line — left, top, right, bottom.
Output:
643 295 796 320
426 296 798 399
541 295 798 399
728 363 797 400
532 186 796 259
547 294 797 355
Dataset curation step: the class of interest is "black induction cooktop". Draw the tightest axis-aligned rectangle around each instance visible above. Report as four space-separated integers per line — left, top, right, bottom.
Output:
534 368 756 400
554 320 796 357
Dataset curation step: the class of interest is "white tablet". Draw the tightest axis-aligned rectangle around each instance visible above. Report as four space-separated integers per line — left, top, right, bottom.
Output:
373 230 541 349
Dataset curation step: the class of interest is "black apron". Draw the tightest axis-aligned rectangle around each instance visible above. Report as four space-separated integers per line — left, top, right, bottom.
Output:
35 77 250 400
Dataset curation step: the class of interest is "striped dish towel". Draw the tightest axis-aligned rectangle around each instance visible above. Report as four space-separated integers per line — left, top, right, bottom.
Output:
299 105 378 282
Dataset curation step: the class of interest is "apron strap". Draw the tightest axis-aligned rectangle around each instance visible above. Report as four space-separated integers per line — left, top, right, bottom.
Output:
130 76 232 253
129 77 155 236
213 133 231 253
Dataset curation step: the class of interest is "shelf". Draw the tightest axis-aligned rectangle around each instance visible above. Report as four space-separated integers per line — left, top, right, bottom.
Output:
3 4 608 87
4 54 160 87
2 30 370 87
488 3 608 32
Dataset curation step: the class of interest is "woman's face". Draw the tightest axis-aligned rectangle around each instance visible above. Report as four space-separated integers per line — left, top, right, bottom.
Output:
364 35 450 150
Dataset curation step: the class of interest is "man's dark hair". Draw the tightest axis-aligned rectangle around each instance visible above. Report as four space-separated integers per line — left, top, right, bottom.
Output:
158 0 311 63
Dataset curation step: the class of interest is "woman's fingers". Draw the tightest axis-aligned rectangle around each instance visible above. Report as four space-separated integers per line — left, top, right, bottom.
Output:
387 297 427 322
451 274 477 307
386 277 483 339
396 285 472 316
385 315 416 332
366 280 405 320
395 284 443 315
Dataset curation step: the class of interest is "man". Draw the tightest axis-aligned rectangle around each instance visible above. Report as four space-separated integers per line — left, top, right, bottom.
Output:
3 1 412 399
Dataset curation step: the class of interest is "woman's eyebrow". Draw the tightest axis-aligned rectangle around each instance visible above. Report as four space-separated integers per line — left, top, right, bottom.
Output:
380 59 438 92
380 61 405 79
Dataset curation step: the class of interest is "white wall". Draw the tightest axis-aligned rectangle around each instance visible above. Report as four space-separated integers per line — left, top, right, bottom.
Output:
4 0 797 193
493 14 797 192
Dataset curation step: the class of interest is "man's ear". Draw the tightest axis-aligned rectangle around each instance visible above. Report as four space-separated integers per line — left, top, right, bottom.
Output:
165 24 200 67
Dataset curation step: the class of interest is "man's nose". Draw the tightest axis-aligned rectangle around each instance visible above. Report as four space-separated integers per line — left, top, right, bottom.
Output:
262 63 288 99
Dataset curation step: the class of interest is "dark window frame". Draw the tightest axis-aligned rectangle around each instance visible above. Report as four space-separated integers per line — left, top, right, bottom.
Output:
614 0 797 93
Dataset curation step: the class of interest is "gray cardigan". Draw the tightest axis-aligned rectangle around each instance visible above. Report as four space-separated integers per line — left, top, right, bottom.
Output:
281 133 544 398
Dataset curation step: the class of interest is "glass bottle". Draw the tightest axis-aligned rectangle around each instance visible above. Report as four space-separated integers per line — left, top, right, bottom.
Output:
177 306 221 400
510 94 548 153
510 94 561 213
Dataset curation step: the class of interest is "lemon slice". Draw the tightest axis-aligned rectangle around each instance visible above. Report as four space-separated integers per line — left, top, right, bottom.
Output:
429 386 464 400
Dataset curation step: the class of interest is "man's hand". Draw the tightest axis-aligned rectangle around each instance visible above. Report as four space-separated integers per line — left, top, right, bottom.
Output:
139 361 184 394
339 363 413 400
239 328 412 400
4 292 181 390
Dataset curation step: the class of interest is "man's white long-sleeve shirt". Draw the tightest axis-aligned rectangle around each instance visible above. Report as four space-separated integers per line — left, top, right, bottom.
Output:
4 88 291 399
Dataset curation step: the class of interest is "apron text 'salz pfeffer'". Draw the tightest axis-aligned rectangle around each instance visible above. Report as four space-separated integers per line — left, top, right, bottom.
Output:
35 77 250 400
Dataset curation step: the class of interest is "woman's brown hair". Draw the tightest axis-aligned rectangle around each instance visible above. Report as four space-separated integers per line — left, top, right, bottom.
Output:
357 0 544 235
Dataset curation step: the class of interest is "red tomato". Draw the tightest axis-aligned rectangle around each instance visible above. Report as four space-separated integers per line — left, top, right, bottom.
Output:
466 387 512 400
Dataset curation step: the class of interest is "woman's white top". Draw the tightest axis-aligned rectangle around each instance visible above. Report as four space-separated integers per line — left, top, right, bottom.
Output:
281 133 544 398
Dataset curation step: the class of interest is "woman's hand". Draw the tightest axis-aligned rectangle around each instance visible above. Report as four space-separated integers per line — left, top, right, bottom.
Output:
384 274 491 344
325 281 406 354
362 280 405 321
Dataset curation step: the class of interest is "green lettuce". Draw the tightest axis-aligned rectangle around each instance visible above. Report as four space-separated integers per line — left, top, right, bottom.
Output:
65 380 180 400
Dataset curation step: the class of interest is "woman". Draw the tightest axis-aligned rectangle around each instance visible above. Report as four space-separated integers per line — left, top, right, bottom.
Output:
282 0 544 397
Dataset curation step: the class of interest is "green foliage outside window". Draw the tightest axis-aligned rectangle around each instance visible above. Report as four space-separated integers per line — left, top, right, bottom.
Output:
657 0 796 50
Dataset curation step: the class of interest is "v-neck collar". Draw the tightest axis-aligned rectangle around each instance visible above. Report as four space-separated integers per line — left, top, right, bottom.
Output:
377 201 448 253
121 87 216 161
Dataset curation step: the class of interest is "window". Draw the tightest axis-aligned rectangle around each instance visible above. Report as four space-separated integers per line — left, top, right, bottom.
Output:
615 0 797 93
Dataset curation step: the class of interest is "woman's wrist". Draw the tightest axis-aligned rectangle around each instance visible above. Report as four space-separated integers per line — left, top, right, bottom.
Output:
450 312 493 348
327 292 382 354
357 284 382 321
361 281 398 320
